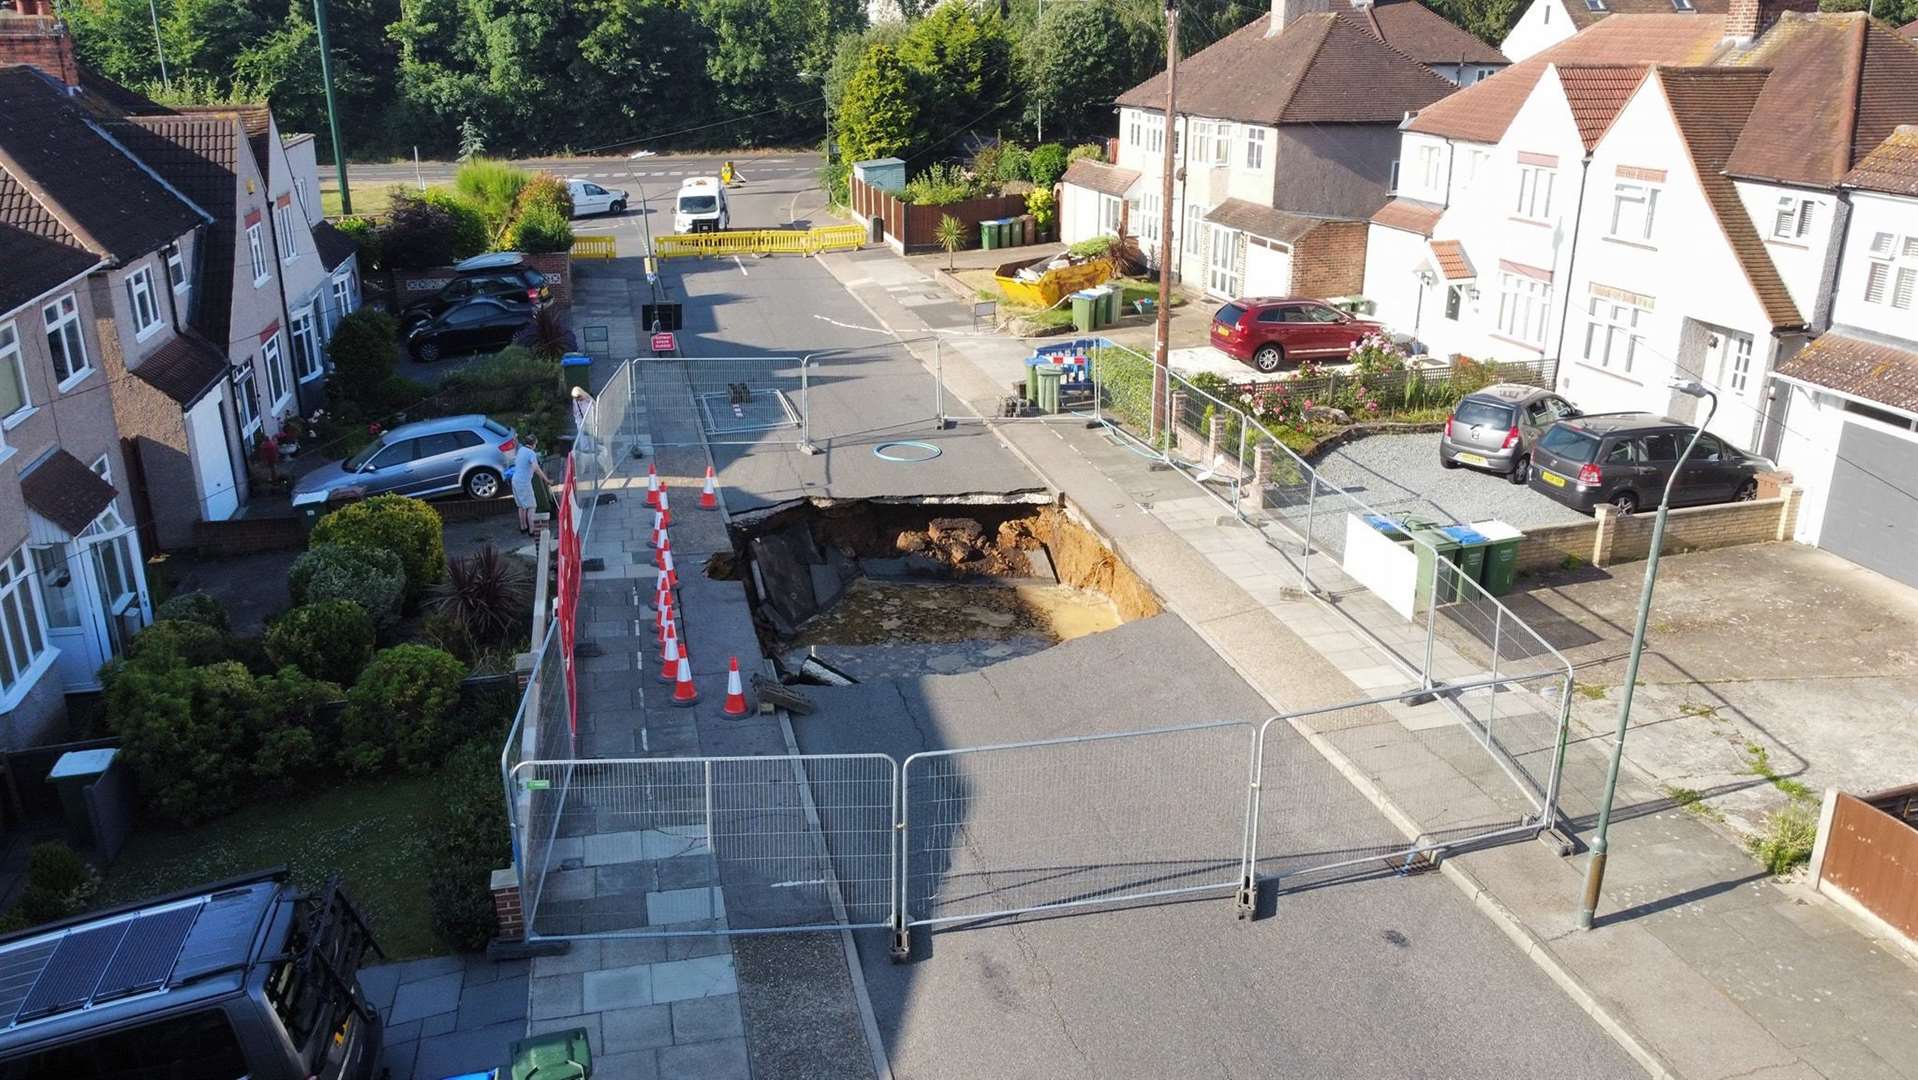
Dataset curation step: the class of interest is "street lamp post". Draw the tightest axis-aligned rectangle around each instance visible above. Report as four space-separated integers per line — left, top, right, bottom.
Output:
1577 379 1718 930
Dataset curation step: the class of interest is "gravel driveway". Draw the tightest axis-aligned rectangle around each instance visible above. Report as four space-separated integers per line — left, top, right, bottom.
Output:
1313 432 1590 530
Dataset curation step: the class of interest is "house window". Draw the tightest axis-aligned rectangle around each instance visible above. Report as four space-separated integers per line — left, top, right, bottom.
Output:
1183 201 1205 258
125 266 162 339
1144 114 1164 155
1474 67 1494 82
1585 0 1605 10
1444 286 1464 321
234 363 261 440
1419 145 1443 192
1608 182 1659 242
1127 112 1142 148
1514 164 1554 220
1672 0 1694 9
43 294 89 387
247 223 269 284
1862 231 1917 311
1389 160 1401 193
291 308 321 381
1725 332 1753 393
1582 296 1646 372
0 322 28 425
1100 195 1123 236
329 270 357 333
262 333 291 411
1497 272 1552 346
1244 128 1266 170
293 177 309 215
1212 123 1232 166
1139 190 1162 247
275 202 299 261
1192 120 1213 167
0 547 49 699
1772 196 1814 241
164 242 187 292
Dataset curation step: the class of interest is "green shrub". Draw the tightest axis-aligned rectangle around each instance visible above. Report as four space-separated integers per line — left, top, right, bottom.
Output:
341 645 468 774
154 591 228 633
252 666 340 784
1029 143 1068 187
508 204 573 254
453 159 531 241
290 544 406 629
311 495 446 598
423 189 489 260
334 216 382 272
903 163 979 206
1066 142 1106 165
266 600 376 685
106 660 263 824
425 738 510 950
122 619 228 671
325 310 401 390
819 159 851 206
5 843 100 928
1026 187 1055 233
1067 234 1116 258
516 173 573 220
378 188 460 270
998 144 1031 183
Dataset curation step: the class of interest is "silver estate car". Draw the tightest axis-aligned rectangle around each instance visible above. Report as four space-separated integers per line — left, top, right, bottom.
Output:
1438 383 1581 485
292 415 520 506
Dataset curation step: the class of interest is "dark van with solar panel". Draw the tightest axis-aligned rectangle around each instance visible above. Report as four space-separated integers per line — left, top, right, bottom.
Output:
0 869 383 1079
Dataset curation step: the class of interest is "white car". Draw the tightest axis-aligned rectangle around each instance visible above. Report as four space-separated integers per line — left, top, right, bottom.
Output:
566 178 628 217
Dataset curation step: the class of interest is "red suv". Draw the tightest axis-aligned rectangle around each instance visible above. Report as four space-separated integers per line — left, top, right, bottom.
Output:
1210 297 1383 373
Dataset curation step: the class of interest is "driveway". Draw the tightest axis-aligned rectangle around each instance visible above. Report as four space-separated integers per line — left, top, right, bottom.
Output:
1508 543 1918 837
1314 432 1590 530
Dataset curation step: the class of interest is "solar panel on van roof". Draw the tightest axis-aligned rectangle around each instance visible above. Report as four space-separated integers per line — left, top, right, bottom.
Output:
93 905 202 1002
17 922 132 1021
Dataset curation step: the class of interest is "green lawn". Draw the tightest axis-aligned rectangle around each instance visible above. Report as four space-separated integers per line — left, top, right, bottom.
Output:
97 776 447 959
320 182 405 219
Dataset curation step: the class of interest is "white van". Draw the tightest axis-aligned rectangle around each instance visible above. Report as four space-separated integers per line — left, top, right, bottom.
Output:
674 176 729 233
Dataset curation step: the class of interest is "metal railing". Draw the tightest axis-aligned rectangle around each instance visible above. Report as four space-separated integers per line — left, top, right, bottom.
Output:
637 355 809 448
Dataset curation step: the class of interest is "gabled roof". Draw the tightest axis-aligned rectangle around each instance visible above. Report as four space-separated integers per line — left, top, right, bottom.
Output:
170 104 273 183
1427 239 1475 280
1723 13 1918 187
1347 0 1507 67
106 114 242 350
0 167 98 315
1204 198 1351 243
1653 67 1803 328
1557 64 1648 150
19 449 117 535
1061 158 1140 197
130 330 230 407
1561 0 1730 33
1408 15 1729 144
1843 125 1918 197
1116 11 1456 126
1774 329 1918 414
1369 196 1444 236
311 219 359 272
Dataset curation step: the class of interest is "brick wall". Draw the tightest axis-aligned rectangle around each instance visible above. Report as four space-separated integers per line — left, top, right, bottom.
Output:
0 13 78 89
1511 486 1803 574
392 254 573 311
490 867 522 941
1290 221 1368 299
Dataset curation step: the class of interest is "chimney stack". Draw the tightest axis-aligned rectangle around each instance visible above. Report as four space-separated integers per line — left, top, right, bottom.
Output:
0 11 79 91
1724 0 1820 43
1267 0 1335 38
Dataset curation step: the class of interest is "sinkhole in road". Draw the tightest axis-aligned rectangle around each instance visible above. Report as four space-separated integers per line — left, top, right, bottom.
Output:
716 497 1161 682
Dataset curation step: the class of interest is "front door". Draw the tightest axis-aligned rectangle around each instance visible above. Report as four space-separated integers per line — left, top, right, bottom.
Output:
1206 226 1239 298
187 393 239 520
34 543 99 690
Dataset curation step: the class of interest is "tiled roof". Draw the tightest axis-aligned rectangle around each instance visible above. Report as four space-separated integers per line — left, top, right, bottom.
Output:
311 219 359 271
0 166 99 315
1349 0 1507 67
1655 67 1803 328
19 449 117 536
1903 17 1917 39
1774 330 1918 414
1061 158 1140 197
1724 14 1918 187
1369 196 1444 236
1843 125 1918 197
1204 198 1348 243
1408 15 1729 144
1117 11 1455 126
1565 0 1730 31
130 330 230 406
1558 64 1648 149
0 66 206 267
74 63 163 117
1427 239 1475 280
108 115 239 349
171 104 273 182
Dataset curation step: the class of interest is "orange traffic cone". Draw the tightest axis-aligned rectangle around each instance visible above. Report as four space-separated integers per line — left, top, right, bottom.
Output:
657 485 672 529
660 547 678 590
648 509 667 549
699 466 719 510
721 656 750 717
654 534 671 570
657 607 676 647
645 463 660 509
657 627 680 683
671 653 700 706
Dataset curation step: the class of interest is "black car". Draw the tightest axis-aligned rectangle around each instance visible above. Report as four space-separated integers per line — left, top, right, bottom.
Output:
1528 412 1769 515
406 297 536 361
399 255 548 328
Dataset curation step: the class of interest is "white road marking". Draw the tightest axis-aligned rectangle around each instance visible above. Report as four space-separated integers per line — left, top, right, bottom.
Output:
733 255 749 276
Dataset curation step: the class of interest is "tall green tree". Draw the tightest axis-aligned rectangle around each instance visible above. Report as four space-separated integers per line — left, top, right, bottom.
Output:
896 0 1013 157
1018 1 1159 142
836 41 917 165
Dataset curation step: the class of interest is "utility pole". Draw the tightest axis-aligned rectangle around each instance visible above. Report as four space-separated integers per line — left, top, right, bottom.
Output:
312 0 351 215
1150 0 1180 446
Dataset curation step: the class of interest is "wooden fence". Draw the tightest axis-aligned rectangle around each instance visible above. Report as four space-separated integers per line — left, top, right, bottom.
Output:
848 176 1031 254
1811 785 1918 947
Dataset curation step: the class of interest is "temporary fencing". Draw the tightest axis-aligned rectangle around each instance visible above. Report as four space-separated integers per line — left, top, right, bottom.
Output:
653 225 867 260
637 356 810 447
570 235 616 259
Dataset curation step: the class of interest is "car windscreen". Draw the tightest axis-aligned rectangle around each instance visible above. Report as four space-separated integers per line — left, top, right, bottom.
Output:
343 436 387 472
1214 303 1245 326
1451 399 1516 429
678 196 718 213
1538 425 1601 463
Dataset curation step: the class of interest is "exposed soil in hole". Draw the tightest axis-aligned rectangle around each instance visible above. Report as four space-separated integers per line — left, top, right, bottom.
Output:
726 499 1159 680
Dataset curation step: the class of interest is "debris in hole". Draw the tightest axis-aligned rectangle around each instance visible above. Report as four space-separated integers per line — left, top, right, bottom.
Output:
752 674 815 715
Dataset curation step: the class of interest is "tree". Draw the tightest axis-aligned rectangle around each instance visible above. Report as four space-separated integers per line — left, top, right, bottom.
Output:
896 0 1014 157
836 42 917 165
574 0 718 151
1019 2 1160 142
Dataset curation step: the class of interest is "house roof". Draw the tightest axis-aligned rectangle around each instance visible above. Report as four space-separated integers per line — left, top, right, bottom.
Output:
1723 13 1918 187
1407 15 1729 144
1061 158 1140 197
131 330 231 406
1204 198 1348 243
0 66 205 272
1116 11 1456 126
1654 67 1803 328
311 219 358 271
170 104 273 182
1347 0 1507 67
1843 125 1918 196
1774 329 1918 414
1369 196 1444 236
1427 238 1475 280
1560 0 1730 32
1557 64 1649 149
19 449 117 536
1903 17 1917 39
107 114 241 349
0 167 99 315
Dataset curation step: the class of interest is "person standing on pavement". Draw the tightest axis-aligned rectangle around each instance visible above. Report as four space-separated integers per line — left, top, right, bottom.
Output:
512 434 550 535
571 385 596 456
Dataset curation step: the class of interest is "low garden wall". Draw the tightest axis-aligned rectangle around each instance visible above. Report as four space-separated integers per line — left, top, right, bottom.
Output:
1513 487 1803 573
390 251 573 310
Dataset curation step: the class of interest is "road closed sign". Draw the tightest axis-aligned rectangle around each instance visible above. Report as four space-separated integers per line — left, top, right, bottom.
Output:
652 332 676 354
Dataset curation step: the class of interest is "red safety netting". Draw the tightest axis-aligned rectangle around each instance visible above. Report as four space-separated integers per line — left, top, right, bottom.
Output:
555 454 583 736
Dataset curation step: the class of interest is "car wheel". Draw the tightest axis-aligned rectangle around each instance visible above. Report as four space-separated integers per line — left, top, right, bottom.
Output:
1252 345 1284 373
1734 478 1758 502
611 200 626 214
465 468 502 500
1440 453 1460 470
1610 491 1638 515
416 339 441 362
1508 455 1531 485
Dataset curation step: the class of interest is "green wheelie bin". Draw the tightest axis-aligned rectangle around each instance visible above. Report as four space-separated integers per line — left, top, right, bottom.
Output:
1470 520 1526 597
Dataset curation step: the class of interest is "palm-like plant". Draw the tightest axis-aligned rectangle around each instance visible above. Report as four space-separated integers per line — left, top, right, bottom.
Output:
936 214 968 271
513 305 578 361
429 544 532 645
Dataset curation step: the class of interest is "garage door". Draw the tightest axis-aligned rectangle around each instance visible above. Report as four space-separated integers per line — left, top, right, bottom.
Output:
1244 240 1291 298
1821 419 1918 587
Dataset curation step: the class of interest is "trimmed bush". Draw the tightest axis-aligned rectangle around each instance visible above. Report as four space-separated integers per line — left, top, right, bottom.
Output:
516 173 574 220
311 495 446 597
1029 143 1068 187
252 666 340 786
508 204 573 254
290 544 406 629
1026 187 1055 234
122 619 228 671
155 591 228 633
424 189 490 260
266 600 376 686
325 310 401 390
0 843 100 930
106 660 263 824
425 738 510 950
378 188 460 270
1066 142 1106 165
341 645 468 774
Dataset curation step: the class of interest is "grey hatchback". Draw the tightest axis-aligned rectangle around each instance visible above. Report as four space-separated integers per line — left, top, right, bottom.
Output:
1439 383 1580 484
292 415 519 507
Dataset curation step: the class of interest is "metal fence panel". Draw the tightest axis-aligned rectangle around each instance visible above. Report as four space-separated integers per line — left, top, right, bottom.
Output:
516 755 898 938
637 356 808 447
900 723 1256 929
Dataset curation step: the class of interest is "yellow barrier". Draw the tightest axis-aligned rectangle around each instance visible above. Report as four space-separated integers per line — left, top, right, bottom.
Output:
996 259 1114 309
809 224 867 253
652 226 869 259
571 235 616 260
